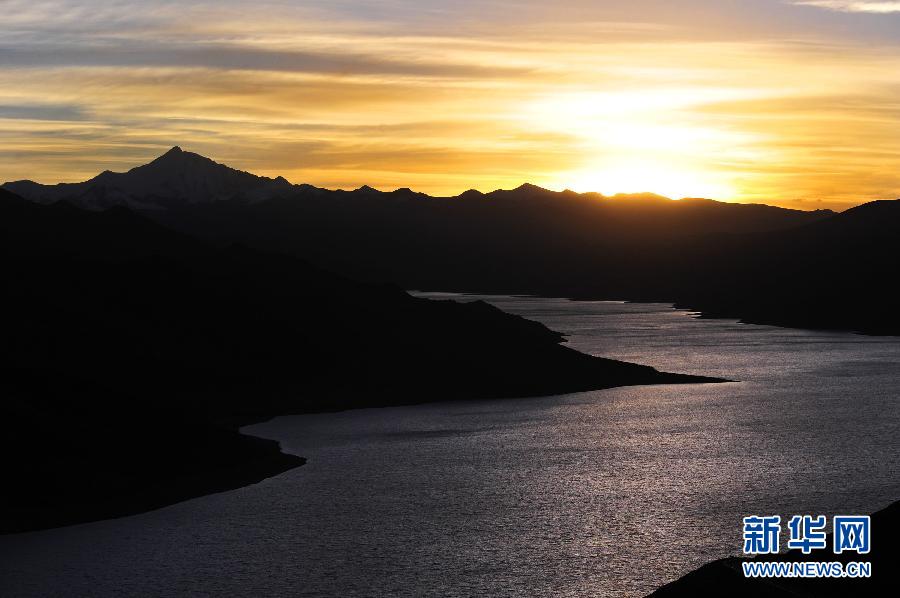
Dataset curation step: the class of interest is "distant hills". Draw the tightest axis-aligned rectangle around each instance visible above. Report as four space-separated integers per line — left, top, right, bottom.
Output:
1 186 713 533
2 146 833 226
5 147 898 334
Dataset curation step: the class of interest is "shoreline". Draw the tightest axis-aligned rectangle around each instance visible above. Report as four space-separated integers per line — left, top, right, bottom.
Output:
2 426 305 536
4 363 721 536
412 289 900 337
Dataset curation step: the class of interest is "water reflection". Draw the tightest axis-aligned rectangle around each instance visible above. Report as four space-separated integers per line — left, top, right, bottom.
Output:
1 297 898 597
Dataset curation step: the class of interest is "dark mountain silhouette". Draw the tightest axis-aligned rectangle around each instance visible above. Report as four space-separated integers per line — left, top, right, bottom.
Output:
1 187 717 533
152 184 834 300
8 148 897 334
674 200 900 333
3 146 297 210
649 499 898 597
14 147 895 334
166 186 897 333
3 147 831 234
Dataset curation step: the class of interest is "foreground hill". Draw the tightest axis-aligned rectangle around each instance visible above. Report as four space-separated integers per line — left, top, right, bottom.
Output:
0 189 716 533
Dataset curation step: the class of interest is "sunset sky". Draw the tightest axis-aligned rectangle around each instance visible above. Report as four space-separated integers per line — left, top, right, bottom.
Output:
2 0 900 210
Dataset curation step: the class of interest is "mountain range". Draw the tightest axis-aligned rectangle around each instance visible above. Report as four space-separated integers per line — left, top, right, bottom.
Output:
8 147 895 334
2 146 833 225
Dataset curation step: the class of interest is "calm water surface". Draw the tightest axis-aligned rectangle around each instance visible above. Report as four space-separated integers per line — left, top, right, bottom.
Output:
2 295 899 597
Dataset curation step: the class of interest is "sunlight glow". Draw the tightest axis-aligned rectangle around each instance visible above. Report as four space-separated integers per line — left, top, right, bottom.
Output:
522 89 761 199
3 1 900 210
563 159 737 200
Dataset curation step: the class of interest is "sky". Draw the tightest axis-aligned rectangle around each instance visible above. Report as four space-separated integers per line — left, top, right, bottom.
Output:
2 0 900 210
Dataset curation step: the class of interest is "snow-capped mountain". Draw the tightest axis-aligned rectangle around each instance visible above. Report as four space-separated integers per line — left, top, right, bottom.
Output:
3 146 297 211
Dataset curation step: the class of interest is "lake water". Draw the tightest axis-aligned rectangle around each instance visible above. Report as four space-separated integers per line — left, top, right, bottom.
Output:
2 295 899 597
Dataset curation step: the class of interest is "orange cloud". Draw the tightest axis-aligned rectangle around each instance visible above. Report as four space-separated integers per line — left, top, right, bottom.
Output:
2 2 900 208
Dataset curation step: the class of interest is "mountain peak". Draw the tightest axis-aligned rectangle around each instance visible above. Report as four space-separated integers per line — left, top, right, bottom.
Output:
513 183 547 193
4 146 297 210
150 145 199 167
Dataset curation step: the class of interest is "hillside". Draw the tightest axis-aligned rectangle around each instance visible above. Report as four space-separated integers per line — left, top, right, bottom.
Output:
0 189 717 533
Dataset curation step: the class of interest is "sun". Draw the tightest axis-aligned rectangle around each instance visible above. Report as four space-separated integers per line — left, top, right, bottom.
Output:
564 158 738 200
522 90 755 200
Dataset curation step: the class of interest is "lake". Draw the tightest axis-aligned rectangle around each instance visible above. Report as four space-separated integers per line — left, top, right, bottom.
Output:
2 295 898 597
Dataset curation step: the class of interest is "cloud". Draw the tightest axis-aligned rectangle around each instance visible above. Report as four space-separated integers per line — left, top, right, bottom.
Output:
2 1 900 204
0 43 529 79
0 103 87 121
793 1 900 12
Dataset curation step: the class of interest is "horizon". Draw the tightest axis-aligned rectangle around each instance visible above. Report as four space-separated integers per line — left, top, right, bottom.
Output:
2 1 900 212
5 144 892 213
